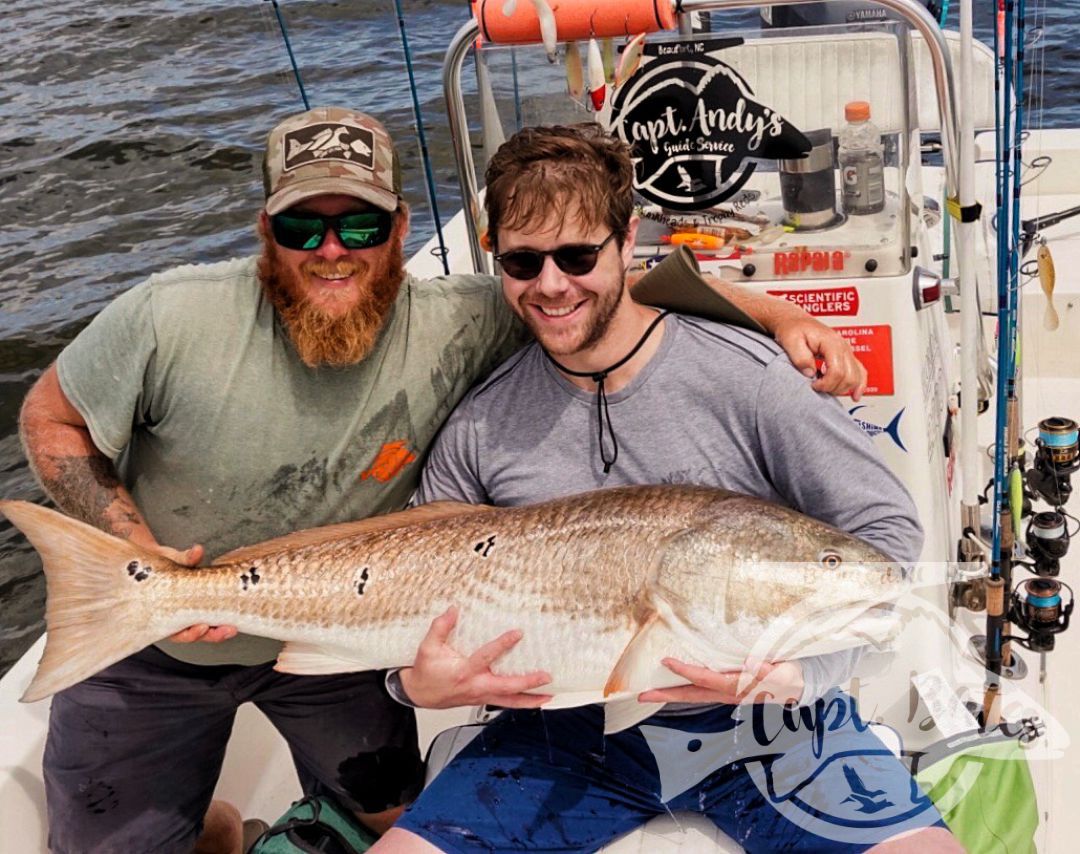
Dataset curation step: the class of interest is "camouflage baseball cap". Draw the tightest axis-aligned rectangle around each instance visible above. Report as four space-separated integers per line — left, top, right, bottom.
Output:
263 107 401 215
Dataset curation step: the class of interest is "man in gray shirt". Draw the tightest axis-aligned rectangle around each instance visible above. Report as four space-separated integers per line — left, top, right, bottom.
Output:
375 125 960 853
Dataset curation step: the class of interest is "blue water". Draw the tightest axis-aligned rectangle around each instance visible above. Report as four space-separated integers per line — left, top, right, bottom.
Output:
0 0 1075 675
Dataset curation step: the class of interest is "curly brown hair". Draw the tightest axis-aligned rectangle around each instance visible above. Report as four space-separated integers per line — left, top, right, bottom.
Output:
484 123 635 250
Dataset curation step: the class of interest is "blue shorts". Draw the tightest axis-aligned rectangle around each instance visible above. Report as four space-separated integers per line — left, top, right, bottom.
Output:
43 646 422 854
398 691 946 853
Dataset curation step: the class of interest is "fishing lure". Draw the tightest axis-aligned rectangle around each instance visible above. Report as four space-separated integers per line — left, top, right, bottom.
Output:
601 37 615 84
682 224 753 242
529 0 558 62
587 37 606 111
661 233 727 251
565 41 584 99
1038 241 1059 331
615 33 646 88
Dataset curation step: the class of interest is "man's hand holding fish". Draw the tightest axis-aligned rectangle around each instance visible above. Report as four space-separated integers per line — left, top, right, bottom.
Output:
637 658 806 706
397 606 552 709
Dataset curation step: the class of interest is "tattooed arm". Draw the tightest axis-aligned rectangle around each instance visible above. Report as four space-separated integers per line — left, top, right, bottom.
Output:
20 363 159 545
19 363 232 644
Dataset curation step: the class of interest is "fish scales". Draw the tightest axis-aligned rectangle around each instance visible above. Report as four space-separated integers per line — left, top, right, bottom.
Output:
0 484 907 709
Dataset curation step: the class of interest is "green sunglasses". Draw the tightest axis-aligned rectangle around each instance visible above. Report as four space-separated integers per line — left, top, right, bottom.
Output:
270 210 393 251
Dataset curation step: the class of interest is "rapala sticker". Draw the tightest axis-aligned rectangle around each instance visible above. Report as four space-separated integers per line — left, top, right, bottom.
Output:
771 250 849 277
766 287 859 316
609 39 810 210
833 325 894 396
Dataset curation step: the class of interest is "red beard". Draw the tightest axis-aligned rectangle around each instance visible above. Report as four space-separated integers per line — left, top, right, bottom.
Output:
257 227 404 368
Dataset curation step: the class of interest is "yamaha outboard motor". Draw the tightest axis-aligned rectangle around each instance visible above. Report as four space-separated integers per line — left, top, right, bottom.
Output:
760 0 943 28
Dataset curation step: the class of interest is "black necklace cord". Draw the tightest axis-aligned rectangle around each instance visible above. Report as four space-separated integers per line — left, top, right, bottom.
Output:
544 310 670 474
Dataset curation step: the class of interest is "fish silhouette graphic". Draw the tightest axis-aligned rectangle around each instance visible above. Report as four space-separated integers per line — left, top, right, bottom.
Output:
849 406 907 452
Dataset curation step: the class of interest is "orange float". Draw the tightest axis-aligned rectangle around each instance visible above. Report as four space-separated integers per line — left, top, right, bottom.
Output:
473 0 676 45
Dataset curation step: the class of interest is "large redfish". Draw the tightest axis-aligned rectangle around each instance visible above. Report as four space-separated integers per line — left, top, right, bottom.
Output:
0 485 907 732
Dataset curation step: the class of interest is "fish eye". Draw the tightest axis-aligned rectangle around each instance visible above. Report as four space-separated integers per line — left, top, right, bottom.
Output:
819 550 843 569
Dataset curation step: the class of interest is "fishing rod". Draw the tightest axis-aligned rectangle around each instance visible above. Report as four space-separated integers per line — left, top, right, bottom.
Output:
983 0 1022 727
264 0 310 109
394 0 451 276
1021 203 1080 255
980 0 1078 723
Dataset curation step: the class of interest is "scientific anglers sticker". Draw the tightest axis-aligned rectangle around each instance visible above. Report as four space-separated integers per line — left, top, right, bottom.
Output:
609 39 811 211
282 122 375 173
767 287 860 316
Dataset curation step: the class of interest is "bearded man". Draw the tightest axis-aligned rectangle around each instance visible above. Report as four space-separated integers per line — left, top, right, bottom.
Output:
18 108 865 854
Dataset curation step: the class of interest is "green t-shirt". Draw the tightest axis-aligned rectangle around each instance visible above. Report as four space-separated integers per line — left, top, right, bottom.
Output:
54 248 749 665
57 256 524 664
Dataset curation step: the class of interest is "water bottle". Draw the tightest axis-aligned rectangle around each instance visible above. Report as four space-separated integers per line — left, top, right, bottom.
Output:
838 101 885 215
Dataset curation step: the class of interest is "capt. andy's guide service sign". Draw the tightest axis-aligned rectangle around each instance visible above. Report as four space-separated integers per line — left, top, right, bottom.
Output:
609 39 811 211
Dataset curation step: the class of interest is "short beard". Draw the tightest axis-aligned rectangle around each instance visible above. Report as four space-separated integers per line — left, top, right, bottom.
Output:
522 275 625 358
257 227 404 368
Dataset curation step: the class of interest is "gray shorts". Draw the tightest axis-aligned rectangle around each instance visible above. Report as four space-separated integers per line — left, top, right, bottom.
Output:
43 646 422 854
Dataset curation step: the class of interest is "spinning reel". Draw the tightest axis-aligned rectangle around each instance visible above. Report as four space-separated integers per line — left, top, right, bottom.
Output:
1007 577 1074 653
1025 511 1071 577
1025 417 1080 506
1008 419 1079 652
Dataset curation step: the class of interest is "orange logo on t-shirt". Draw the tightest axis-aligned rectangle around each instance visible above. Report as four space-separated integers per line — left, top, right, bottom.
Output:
360 441 417 483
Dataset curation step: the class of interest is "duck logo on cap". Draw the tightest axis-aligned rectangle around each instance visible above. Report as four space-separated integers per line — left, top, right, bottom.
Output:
283 123 375 173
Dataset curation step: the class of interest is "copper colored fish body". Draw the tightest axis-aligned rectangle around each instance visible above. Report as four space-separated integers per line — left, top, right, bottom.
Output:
1 485 905 728
1038 242 1059 331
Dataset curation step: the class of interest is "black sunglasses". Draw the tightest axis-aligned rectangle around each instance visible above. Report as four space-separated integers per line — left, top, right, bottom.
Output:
493 232 617 280
270 210 393 251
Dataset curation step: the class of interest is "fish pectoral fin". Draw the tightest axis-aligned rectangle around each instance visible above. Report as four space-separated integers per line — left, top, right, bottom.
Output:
604 698 667 735
275 642 374 675
213 501 493 565
602 593 697 697
604 574 712 699
603 608 662 697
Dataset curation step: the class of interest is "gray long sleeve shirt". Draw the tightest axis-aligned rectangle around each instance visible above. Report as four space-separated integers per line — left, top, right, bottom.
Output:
416 312 923 702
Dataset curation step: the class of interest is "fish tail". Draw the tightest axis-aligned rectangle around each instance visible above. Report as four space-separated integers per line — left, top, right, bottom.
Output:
0 500 165 702
885 408 907 452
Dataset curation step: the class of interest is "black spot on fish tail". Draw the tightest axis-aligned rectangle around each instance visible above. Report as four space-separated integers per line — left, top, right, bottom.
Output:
249 567 260 585
473 535 496 558
126 561 151 582
356 566 370 596
240 573 249 591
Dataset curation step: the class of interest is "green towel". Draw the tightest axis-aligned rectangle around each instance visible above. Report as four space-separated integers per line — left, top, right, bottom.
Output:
916 740 1039 854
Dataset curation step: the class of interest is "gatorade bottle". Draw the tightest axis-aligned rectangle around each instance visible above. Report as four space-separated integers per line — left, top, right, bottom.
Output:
838 101 885 215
